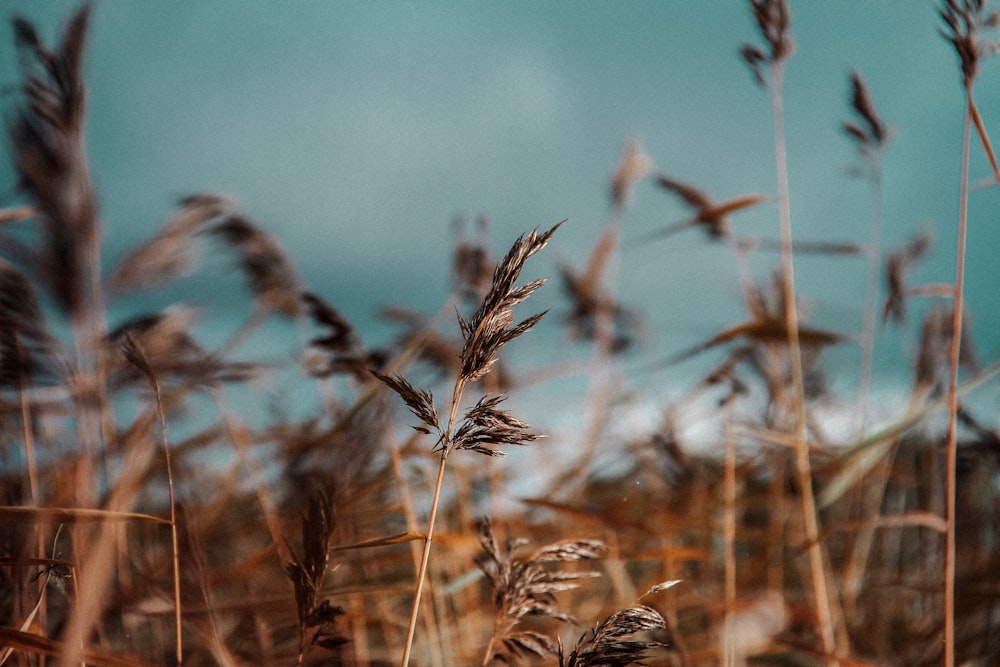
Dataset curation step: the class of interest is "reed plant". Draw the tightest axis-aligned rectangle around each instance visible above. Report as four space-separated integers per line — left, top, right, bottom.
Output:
1 2 1000 666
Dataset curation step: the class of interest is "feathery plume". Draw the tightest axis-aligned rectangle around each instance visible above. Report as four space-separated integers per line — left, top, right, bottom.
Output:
109 194 234 293
740 0 794 86
210 215 303 318
456 222 562 384
302 292 379 379
282 491 348 662
939 0 1000 89
559 603 674 667
478 518 605 665
843 70 891 153
10 3 98 317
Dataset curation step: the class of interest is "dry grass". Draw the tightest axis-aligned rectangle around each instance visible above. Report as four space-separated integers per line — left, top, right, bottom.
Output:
2 2 1000 667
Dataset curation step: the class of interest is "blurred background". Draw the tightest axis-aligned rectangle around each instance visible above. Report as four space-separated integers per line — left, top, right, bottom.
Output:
2 1 998 435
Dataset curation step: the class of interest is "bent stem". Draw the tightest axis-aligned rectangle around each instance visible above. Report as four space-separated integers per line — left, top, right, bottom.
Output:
122 333 183 666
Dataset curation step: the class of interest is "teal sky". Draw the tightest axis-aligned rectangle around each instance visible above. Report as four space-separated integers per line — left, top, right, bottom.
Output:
2 1 999 416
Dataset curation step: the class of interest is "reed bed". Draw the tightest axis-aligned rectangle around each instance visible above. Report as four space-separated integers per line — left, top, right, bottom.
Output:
1 2 999 666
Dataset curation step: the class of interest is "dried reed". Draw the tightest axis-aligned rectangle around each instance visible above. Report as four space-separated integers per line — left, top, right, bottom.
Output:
121 333 183 666
741 1 840 660
374 221 561 666
3 3 1000 666
477 518 605 665
557 582 678 667
938 3 999 664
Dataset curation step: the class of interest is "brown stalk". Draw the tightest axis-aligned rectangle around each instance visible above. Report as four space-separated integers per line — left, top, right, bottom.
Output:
16 338 45 632
386 426 445 667
937 1 997 662
121 333 183 666
942 81 971 667
0 627 156 667
12 0 112 514
722 388 738 667
833 71 896 622
741 0 839 658
968 99 1000 180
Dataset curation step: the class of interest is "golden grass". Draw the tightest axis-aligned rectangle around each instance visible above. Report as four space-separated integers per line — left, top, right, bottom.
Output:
2 2 1000 666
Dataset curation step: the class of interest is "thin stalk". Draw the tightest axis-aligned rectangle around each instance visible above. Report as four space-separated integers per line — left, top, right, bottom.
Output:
160 398 183 667
482 634 497 667
387 426 444 667
17 342 39 509
124 334 182 665
969 100 1000 182
768 62 838 658
16 341 45 636
855 163 884 437
400 453 449 667
348 594 370 667
401 386 465 667
722 402 737 667
943 91 972 667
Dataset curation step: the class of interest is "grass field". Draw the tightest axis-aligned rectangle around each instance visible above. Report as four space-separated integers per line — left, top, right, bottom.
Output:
2 2 999 666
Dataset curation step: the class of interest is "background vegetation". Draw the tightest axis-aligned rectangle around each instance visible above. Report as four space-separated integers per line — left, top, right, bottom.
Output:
1 2 999 666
